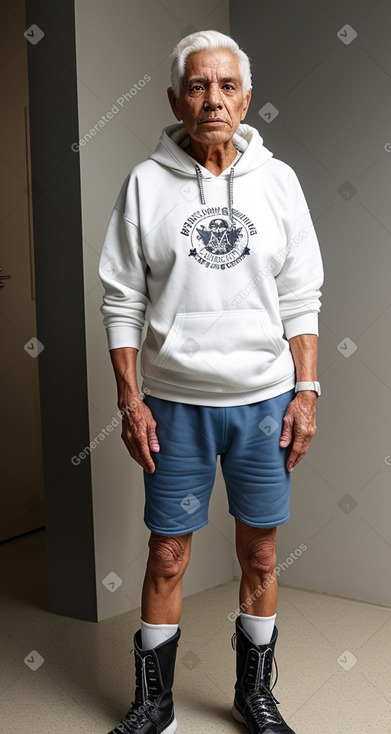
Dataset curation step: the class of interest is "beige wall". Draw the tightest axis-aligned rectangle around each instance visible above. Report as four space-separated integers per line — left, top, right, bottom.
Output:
74 0 232 620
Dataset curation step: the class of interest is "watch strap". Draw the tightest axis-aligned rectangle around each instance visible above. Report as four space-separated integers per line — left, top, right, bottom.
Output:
295 380 321 396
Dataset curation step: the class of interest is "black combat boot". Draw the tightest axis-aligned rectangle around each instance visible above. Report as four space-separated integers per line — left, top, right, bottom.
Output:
108 628 180 734
231 617 295 734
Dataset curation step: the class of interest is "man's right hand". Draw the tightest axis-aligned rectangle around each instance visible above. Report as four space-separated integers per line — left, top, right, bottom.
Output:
120 398 160 473
108 348 159 473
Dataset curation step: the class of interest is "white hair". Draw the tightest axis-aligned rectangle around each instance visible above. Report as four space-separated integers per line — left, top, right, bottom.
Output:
170 30 252 96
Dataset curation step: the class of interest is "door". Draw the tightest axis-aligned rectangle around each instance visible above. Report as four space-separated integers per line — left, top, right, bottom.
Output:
0 0 45 541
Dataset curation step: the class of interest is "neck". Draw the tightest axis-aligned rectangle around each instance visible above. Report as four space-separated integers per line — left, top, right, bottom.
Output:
186 139 238 175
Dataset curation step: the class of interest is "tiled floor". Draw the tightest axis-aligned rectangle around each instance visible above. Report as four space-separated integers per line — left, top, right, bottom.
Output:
1 528 391 733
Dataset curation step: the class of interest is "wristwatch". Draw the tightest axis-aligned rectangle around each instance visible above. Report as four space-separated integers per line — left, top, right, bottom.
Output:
295 381 321 397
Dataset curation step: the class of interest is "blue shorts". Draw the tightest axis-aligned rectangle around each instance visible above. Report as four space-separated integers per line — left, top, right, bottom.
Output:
143 388 295 536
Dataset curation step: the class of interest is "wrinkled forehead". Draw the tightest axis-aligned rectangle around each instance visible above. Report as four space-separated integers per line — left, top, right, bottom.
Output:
183 48 242 84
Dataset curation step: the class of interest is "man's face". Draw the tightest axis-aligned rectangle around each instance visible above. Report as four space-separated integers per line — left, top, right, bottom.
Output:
168 48 252 147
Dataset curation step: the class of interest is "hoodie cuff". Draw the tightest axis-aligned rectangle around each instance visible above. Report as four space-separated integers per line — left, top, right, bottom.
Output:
106 326 142 351
282 312 319 340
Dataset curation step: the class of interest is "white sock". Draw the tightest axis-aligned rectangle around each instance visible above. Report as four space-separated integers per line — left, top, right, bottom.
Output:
240 612 276 645
140 619 178 650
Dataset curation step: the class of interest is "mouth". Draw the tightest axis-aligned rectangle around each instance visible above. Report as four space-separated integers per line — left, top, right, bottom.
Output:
199 119 227 125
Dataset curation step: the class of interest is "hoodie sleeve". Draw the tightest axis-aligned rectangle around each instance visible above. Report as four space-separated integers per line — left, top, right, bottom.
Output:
275 169 324 339
98 176 148 351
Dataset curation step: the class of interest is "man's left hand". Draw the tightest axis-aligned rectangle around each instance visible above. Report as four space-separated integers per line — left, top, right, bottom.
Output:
279 391 318 472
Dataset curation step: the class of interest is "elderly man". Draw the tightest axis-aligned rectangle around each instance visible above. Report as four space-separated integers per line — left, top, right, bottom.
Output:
99 29 323 734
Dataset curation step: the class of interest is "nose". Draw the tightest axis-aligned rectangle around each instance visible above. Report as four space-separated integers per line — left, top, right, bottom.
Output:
203 83 223 110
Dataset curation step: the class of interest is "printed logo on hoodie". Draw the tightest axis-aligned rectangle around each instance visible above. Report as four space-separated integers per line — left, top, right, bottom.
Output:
180 206 257 270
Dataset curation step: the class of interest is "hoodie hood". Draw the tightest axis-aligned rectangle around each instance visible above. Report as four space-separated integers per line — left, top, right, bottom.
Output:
149 122 273 224
149 122 273 177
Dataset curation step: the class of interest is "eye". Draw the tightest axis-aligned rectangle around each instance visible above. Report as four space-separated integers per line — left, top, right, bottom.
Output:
223 84 235 91
190 84 204 92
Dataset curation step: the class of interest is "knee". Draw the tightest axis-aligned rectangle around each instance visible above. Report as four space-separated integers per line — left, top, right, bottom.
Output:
147 534 189 580
239 537 277 578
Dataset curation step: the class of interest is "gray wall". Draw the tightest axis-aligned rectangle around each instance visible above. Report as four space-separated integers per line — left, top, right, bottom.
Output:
74 0 233 620
230 0 391 605
26 0 97 621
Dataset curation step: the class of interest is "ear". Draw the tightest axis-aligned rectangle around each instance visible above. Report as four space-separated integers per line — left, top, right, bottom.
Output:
167 87 182 121
240 88 252 122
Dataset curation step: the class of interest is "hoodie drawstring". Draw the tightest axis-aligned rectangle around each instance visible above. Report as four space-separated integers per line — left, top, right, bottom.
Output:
195 165 206 205
229 167 234 225
195 165 235 226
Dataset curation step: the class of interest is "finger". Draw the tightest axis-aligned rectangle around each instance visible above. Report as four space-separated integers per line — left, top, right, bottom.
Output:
147 424 160 453
286 449 298 472
122 432 156 473
130 427 158 470
134 441 156 473
285 430 304 471
287 448 301 472
286 433 312 472
135 448 156 474
143 458 156 474
279 416 293 447
279 432 291 448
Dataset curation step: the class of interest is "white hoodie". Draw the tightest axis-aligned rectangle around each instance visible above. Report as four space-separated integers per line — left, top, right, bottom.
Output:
99 122 323 406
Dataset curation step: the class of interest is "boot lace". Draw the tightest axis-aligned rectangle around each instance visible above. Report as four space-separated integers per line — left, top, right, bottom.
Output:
247 685 282 727
116 649 159 732
232 634 282 727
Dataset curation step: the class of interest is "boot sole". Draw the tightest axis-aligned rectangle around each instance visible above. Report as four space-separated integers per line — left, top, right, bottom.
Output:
231 705 247 726
162 717 178 734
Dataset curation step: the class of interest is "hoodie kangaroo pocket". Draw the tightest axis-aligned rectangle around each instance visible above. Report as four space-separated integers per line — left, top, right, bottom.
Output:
152 310 283 391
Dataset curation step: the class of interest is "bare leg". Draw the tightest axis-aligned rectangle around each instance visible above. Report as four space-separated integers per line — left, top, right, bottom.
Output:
141 531 193 624
235 519 278 616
